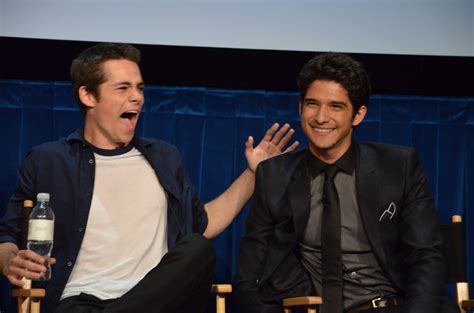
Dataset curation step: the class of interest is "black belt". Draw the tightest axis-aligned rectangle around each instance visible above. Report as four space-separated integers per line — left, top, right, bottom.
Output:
345 296 402 313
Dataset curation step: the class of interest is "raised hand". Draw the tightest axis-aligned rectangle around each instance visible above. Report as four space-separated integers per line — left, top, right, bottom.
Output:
245 123 299 172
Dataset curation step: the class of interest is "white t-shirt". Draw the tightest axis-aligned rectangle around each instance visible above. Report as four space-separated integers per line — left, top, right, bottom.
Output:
61 147 168 300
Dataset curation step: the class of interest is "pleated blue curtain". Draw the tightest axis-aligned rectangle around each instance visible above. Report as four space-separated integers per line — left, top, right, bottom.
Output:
0 80 473 311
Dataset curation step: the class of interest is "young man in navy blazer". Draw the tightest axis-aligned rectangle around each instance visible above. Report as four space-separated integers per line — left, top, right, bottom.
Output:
0 43 298 313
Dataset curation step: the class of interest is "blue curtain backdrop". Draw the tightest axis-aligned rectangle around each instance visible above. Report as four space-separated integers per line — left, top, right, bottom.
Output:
0 80 473 312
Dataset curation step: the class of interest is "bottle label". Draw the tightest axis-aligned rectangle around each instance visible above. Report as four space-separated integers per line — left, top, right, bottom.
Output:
28 220 54 241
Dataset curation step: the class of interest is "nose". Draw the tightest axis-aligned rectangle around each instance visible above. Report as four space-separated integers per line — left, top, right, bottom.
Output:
130 87 144 104
314 105 329 124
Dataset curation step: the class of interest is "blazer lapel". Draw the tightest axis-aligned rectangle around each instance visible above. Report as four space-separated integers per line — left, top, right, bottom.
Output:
356 144 388 267
289 153 312 240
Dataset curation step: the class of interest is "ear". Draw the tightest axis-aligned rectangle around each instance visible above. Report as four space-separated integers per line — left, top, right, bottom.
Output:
78 86 97 109
352 105 367 127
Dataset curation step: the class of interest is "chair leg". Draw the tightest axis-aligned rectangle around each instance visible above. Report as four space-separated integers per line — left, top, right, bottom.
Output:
30 298 41 313
457 282 470 313
307 307 317 313
216 294 226 313
17 296 30 313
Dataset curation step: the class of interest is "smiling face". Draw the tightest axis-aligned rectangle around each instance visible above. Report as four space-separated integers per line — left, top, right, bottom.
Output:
81 59 144 149
300 80 366 163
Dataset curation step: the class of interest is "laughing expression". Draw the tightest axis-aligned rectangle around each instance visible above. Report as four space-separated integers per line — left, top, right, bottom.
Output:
300 80 366 163
81 59 144 149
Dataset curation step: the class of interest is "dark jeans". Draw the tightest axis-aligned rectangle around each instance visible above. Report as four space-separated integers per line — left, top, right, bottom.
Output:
54 234 216 313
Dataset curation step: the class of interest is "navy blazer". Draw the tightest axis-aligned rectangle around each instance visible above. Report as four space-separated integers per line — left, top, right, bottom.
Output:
236 142 448 313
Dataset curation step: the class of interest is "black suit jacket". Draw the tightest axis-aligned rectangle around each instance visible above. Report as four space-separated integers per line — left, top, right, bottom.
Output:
236 142 449 313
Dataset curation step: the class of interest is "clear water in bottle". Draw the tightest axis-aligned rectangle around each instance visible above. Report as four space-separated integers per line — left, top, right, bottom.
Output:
27 240 53 280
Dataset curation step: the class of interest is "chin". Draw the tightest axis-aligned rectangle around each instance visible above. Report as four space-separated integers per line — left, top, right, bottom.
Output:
117 137 133 147
309 138 334 149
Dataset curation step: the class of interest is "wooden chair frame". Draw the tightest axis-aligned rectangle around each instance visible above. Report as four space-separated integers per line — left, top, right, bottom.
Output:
283 296 323 313
212 284 232 313
443 215 473 313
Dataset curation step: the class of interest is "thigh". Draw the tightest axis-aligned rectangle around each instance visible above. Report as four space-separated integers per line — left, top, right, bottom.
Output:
54 293 115 313
105 234 215 313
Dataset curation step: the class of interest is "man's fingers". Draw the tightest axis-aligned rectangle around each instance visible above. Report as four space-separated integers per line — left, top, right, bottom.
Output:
245 136 254 149
18 249 45 264
284 141 300 153
7 274 26 287
276 128 295 149
13 258 46 275
6 262 44 285
269 123 290 144
12 250 47 273
262 123 280 142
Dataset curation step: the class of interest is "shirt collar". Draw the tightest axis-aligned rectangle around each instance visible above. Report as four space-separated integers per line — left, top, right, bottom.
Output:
66 128 85 143
307 141 356 179
66 128 153 149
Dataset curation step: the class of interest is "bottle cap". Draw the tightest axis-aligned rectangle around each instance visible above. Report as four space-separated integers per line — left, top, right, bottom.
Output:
36 193 50 202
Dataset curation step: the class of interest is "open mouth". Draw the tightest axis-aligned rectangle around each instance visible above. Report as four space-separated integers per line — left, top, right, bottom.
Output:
120 110 139 131
120 111 139 119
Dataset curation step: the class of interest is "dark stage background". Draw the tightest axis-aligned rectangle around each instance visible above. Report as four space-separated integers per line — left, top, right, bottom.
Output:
0 37 473 312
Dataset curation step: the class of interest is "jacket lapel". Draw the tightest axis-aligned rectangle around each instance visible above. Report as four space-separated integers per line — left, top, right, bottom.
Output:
356 143 388 267
289 153 312 240
261 152 312 284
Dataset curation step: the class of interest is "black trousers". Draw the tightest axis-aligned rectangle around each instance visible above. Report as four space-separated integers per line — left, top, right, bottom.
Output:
55 234 216 313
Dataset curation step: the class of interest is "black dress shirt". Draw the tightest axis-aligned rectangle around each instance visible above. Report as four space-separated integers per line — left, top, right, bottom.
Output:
299 143 399 310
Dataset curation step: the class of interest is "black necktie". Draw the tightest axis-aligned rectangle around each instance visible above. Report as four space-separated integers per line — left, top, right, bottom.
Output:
321 165 343 313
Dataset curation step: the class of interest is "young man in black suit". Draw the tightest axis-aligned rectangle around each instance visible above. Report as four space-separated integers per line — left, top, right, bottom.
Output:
236 53 457 313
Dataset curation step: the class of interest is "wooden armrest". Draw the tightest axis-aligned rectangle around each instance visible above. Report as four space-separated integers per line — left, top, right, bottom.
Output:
461 300 474 308
283 296 323 307
12 289 46 298
211 284 232 294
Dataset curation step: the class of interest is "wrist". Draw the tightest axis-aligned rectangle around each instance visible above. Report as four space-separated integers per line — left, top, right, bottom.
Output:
0 243 19 276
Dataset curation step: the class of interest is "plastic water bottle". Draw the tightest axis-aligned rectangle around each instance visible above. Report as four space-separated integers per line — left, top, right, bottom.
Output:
27 193 55 281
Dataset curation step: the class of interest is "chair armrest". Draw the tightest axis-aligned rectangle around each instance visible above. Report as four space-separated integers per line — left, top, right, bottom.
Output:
283 296 323 307
12 289 46 298
211 284 232 294
461 299 474 308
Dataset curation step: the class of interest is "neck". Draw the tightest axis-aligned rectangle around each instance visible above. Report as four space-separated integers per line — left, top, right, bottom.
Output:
310 141 352 164
83 121 130 150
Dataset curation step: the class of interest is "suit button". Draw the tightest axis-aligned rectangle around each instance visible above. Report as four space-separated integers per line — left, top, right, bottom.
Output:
67 261 73 267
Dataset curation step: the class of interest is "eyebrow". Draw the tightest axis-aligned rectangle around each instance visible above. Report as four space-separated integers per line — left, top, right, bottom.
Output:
112 81 145 87
329 100 347 106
